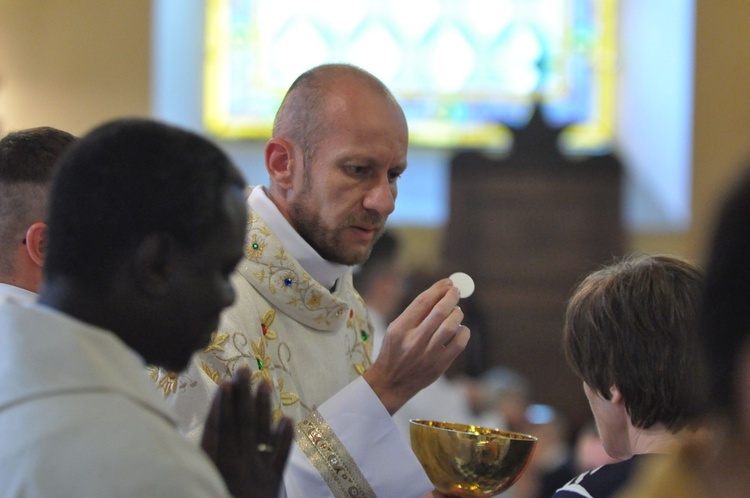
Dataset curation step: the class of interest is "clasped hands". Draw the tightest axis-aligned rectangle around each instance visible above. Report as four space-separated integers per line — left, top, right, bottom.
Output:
202 367 294 498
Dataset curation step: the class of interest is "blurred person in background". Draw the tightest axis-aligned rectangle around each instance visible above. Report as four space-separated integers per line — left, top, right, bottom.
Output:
617 166 750 497
0 126 75 301
353 229 408 359
477 366 533 433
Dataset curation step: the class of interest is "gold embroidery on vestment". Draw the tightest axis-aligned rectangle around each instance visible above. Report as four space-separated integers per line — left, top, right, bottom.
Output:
203 331 229 353
200 362 221 384
157 372 178 397
295 411 376 498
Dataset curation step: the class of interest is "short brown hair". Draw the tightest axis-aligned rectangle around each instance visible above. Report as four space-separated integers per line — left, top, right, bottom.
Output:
563 254 706 431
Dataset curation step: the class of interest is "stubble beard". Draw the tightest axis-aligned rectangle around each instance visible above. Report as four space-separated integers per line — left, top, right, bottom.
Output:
289 194 383 266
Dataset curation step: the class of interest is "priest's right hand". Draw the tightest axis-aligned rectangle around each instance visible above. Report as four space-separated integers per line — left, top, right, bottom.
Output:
363 278 471 415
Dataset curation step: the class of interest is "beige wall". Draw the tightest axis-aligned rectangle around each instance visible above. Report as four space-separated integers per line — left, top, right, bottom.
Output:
1 0 749 269
627 1 750 266
0 0 150 136
688 1 750 263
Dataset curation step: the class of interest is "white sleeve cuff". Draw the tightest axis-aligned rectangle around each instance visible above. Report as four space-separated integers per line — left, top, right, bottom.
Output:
319 376 433 497
283 376 433 498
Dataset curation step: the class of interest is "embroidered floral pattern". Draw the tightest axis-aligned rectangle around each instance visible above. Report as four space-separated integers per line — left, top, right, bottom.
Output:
295 411 376 498
201 362 221 384
246 231 267 261
261 309 277 339
244 216 351 327
163 208 373 425
158 372 178 397
146 365 159 382
353 362 367 376
203 331 229 353
250 337 273 386
307 291 323 309
149 367 201 398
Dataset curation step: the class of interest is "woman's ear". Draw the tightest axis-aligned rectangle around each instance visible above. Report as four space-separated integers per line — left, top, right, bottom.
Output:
264 137 296 190
24 222 47 267
609 385 624 405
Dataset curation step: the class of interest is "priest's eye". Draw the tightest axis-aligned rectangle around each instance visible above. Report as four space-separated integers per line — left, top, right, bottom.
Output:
388 170 403 182
348 165 369 176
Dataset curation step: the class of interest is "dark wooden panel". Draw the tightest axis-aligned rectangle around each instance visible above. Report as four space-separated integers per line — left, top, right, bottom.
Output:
442 114 625 434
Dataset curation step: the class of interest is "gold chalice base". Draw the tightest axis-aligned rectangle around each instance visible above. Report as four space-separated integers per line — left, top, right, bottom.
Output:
410 420 537 497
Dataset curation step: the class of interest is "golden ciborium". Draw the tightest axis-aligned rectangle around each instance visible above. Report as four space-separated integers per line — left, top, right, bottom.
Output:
410 420 537 497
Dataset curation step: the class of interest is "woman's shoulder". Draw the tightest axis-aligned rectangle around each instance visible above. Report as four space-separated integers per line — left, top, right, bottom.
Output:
551 454 654 498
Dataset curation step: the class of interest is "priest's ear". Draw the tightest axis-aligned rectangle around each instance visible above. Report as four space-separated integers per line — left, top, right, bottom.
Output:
265 137 299 191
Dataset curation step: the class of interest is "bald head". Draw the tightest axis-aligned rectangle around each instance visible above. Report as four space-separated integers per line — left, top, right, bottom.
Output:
272 64 404 164
264 64 408 265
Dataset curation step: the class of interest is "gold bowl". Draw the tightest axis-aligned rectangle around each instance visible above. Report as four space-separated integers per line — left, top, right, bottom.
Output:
410 420 537 497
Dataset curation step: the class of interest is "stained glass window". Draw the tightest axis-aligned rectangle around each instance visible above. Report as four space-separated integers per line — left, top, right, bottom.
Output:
204 0 616 152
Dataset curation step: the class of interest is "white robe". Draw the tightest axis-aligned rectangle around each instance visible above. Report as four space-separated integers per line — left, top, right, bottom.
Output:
0 298 230 497
0 282 37 304
159 186 432 498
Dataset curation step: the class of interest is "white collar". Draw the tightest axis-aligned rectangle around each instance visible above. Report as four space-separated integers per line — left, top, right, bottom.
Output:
0 283 37 305
248 186 349 290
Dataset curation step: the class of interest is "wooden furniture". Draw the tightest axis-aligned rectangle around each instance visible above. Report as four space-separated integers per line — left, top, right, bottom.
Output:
443 110 624 432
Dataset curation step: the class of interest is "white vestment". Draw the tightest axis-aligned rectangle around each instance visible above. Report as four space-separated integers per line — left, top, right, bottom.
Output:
0 282 36 304
159 186 432 498
0 298 230 497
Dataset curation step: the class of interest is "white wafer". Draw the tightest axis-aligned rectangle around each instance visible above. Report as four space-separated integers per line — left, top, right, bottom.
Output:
449 272 475 298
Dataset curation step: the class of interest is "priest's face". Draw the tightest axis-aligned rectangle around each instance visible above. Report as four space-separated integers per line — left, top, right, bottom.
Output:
287 86 408 266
